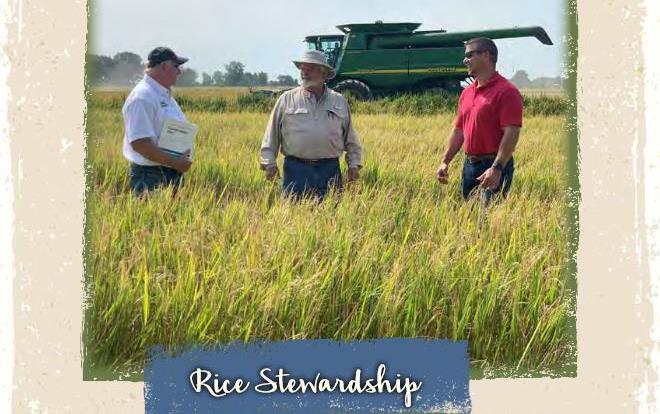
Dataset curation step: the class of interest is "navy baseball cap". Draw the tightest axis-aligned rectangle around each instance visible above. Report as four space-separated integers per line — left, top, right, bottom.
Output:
147 47 188 67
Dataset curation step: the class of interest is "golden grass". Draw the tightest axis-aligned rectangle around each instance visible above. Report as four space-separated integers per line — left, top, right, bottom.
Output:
85 106 573 377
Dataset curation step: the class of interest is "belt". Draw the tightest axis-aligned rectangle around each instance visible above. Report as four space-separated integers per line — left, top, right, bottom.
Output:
465 153 497 163
130 163 179 173
285 155 339 166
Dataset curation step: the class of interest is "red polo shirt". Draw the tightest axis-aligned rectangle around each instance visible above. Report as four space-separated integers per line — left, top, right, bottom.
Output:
454 72 523 155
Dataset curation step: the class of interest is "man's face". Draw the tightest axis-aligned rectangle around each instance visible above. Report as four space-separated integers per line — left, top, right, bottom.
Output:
161 60 181 87
298 63 326 88
463 44 489 77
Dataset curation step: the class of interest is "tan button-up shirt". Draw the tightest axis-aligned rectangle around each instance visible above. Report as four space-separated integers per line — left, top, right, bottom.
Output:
260 86 362 169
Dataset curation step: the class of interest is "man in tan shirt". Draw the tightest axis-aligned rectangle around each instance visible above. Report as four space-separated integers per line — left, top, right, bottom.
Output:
260 50 362 199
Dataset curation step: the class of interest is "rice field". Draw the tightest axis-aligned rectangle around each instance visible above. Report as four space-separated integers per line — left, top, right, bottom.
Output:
84 88 575 379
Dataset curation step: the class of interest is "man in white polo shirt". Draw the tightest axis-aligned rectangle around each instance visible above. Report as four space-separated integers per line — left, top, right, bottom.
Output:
122 46 192 194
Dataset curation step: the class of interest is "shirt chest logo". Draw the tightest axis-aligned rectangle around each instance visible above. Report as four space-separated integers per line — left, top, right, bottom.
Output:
477 94 491 104
470 94 492 108
160 101 168 108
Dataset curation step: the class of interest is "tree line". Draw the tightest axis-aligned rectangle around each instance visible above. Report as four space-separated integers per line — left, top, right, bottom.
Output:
510 70 566 90
87 52 298 87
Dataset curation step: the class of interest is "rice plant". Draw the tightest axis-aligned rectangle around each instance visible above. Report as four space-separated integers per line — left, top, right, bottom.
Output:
84 93 574 379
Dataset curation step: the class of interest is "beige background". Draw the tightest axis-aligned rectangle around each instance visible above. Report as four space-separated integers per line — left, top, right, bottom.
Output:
6 0 654 412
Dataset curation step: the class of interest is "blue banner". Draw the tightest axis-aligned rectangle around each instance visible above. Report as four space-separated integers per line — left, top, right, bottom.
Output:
145 339 470 413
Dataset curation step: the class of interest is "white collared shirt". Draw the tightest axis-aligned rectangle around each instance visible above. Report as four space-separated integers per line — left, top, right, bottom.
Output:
122 74 187 166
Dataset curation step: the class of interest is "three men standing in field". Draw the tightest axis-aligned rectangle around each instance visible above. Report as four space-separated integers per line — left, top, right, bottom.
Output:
121 47 193 194
260 50 362 199
436 37 523 203
121 39 521 203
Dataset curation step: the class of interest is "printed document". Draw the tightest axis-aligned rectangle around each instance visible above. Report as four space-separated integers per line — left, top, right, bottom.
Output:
158 118 198 159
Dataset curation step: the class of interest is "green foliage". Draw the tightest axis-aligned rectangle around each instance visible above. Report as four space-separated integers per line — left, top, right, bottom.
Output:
87 52 144 86
89 89 567 117
201 72 213 86
224 61 246 86
177 68 199 86
272 74 298 86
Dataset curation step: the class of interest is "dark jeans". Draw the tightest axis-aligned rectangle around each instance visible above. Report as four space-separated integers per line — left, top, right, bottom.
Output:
462 157 514 203
282 156 342 200
129 163 182 195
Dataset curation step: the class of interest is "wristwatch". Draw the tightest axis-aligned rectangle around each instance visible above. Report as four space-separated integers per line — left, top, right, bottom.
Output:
492 162 504 172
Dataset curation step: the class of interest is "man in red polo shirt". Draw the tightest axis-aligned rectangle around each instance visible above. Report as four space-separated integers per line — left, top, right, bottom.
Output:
436 37 523 202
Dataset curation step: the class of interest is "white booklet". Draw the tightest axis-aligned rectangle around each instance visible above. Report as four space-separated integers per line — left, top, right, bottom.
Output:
158 118 198 160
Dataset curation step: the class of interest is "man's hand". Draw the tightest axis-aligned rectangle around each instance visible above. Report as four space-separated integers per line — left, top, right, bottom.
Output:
477 167 501 190
263 165 279 181
347 167 359 182
130 138 192 173
171 149 192 173
436 162 449 184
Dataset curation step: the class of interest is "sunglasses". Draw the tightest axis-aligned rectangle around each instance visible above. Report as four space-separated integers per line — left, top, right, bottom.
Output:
464 50 486 59
163 60 181 69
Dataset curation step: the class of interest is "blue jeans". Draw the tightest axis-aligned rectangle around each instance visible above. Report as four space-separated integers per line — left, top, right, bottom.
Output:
129 163 182 195
282 157 342 200
462 157 514 203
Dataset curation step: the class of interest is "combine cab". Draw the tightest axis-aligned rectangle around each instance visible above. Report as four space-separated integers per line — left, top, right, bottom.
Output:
304 21 553 99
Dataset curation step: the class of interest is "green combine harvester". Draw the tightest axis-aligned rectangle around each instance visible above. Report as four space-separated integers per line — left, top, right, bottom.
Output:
304 21 553 99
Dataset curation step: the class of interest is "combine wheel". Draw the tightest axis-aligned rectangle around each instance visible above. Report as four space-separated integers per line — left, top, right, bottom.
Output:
443 79 462 93
333 79 372 100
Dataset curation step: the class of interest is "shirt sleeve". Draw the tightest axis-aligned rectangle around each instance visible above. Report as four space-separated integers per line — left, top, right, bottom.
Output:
343 104 362 169
260 95 284 167
123 98 158 143
498 88 524 129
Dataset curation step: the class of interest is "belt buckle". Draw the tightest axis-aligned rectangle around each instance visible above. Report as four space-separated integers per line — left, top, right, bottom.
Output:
300 158 320 165
467 154 494 163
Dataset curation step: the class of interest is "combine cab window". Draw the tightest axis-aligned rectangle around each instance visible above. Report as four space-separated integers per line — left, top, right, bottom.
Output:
304 37 342 67
320 40 342 67
321 40 340 51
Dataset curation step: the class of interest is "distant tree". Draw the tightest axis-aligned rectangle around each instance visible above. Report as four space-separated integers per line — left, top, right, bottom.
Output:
112 51 142 66
224 61 245 86
241 72 252 86
271 74 297 86
111 51 144 85
201 72 213 86
178 68 199 86
212 70 225 86
510 70 532 88
530 76 562 89
256 71 268 85
88 52 287 88
88 54 115 85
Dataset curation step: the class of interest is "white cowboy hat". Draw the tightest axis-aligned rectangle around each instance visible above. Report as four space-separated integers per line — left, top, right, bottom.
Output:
292 50 336 80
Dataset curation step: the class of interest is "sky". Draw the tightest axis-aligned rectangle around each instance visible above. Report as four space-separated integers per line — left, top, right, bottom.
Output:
90 0 567 81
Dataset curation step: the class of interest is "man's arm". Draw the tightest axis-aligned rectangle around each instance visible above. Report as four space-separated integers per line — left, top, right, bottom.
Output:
260 96 284 180
477 125 521 189
343 108 362 181
493 125 520 167
131 139 192 173
436 127 464 184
